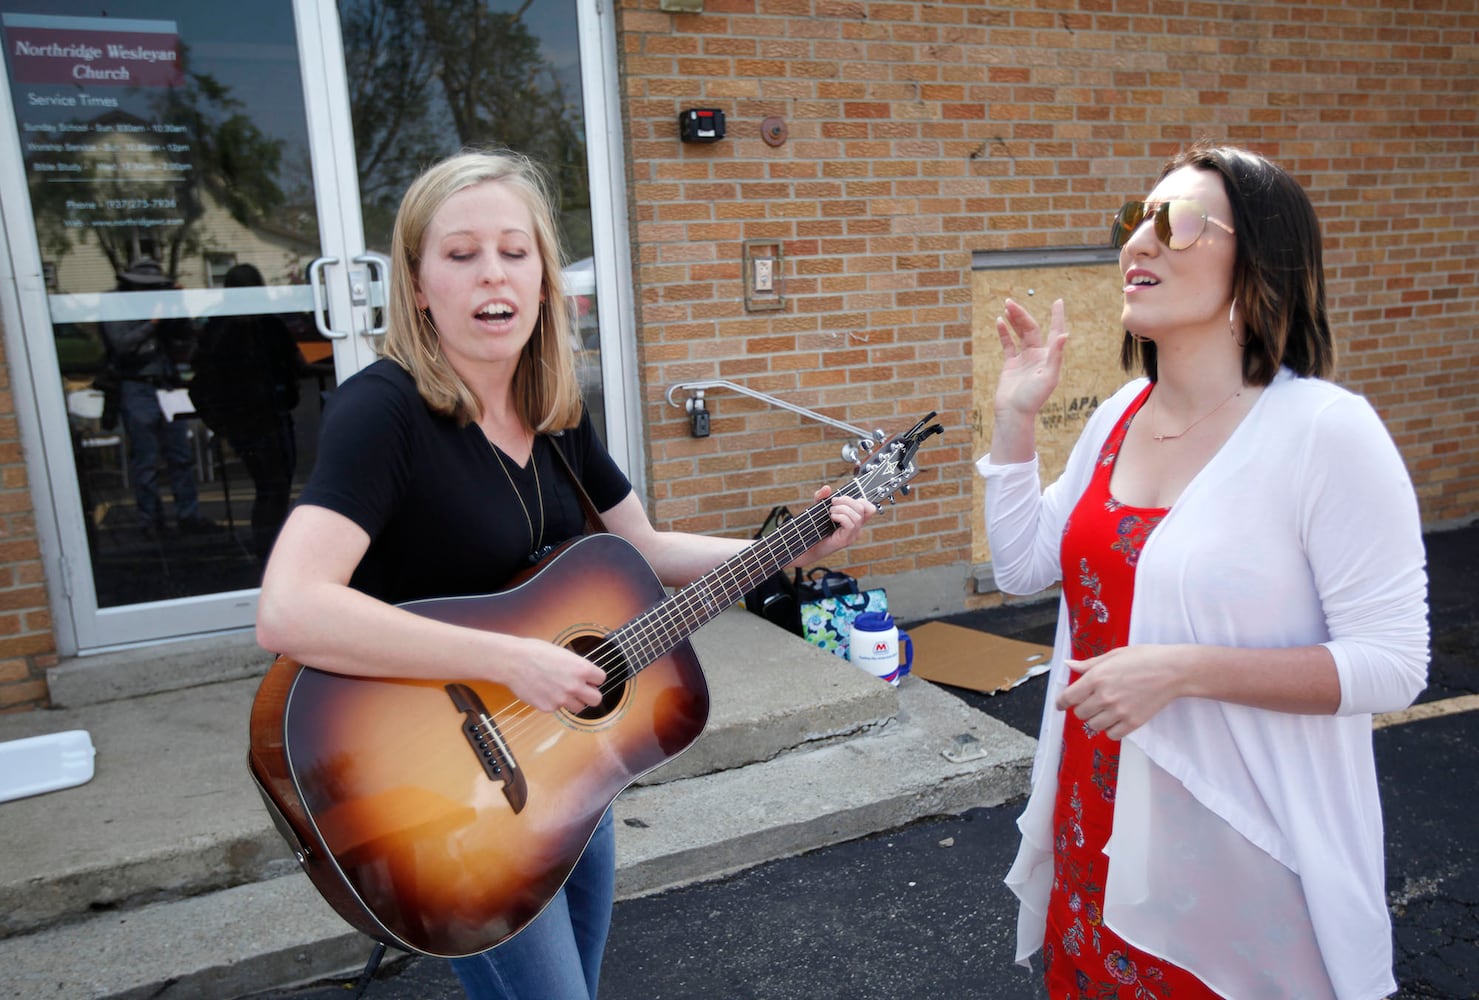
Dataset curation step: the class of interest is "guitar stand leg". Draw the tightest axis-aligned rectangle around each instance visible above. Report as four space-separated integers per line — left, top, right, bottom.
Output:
351 941 387 998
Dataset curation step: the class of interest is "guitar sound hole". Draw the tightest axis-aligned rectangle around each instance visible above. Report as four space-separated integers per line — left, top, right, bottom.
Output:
566 633 631 722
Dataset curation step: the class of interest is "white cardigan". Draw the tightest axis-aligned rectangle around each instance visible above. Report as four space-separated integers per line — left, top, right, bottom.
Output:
977 370 1429 1000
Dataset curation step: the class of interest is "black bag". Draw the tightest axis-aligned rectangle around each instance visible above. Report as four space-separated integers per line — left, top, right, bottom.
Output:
796 567 860 603
742 506 804 636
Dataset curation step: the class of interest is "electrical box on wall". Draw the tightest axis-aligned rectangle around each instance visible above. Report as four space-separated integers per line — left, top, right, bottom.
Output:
679 108 725 143
743 239 784 311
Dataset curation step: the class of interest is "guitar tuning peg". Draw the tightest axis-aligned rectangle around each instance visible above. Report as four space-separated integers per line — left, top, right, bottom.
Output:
899 484 911 497
841 444 859 464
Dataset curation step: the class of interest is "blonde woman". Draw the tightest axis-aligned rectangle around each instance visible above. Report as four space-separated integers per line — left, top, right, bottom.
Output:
257 149 875 999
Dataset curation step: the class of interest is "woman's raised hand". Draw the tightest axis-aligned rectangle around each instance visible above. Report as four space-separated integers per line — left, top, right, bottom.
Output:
994 297 1069 420
986 298 1069 465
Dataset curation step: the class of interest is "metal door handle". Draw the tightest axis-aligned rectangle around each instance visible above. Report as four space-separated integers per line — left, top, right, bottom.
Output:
354 252 391 336
307 256 348 339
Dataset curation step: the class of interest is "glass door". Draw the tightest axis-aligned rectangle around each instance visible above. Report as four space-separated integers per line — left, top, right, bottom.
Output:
0 0 633 654
336 0 616 441
0 0 377 650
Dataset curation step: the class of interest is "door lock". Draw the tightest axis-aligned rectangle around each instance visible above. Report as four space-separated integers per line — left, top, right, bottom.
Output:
348 268 369 306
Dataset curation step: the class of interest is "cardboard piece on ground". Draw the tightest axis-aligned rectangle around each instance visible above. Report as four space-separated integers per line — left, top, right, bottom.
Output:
906 621 1053 695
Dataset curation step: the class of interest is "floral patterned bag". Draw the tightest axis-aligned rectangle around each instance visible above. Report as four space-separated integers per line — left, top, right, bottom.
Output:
799 588 889 660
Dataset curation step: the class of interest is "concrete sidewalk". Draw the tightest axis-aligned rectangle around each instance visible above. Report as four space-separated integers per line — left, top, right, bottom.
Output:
3 519 1473 1000
0 609 1036 999
242 519 1479 1000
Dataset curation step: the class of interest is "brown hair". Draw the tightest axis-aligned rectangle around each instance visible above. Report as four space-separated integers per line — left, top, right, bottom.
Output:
382 148 583 431
1121 143 1335 384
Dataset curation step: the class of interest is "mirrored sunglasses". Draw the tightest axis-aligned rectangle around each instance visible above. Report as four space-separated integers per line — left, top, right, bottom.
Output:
1110 199 1235 251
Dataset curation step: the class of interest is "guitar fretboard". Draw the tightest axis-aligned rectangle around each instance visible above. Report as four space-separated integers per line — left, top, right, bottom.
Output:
612 479 866 669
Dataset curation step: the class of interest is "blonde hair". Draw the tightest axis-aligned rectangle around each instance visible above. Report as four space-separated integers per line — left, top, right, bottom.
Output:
381 148 584 431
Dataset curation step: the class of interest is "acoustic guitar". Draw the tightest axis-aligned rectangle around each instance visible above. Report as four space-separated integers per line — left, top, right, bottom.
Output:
248 414 943 957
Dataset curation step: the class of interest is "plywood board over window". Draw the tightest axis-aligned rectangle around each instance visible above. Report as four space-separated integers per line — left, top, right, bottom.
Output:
970 258 1130 575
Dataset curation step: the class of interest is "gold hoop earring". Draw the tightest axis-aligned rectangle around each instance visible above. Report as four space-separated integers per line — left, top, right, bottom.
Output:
421 310 442 365
1229 301 1246 347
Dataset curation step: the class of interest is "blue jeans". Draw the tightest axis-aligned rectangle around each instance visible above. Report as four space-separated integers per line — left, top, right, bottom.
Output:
119 378 198 525
449 809 615 1000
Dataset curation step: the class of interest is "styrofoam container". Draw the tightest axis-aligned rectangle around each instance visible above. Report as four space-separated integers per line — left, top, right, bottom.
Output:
0 729 96 803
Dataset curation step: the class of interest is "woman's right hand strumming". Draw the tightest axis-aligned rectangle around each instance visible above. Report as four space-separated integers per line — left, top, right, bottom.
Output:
505 637 608 714
991 297 1070 464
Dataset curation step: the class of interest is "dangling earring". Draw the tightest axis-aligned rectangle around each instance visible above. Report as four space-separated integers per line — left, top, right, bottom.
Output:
1229 300 1246 347
421 309 442 365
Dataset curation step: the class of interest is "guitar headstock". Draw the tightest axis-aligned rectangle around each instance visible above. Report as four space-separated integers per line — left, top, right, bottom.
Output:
848 412 944 508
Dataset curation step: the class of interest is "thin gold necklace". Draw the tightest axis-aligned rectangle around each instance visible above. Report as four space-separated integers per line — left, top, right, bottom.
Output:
1150 385 1243 442
487 433 545 559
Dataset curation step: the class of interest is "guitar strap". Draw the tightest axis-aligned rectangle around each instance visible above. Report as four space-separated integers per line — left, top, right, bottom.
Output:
546 432 609 535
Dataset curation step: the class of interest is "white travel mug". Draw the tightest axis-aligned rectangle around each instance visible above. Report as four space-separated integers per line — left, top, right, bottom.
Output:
848 611 913 685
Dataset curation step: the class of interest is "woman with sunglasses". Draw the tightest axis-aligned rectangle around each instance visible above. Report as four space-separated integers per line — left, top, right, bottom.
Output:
978 144 1428 999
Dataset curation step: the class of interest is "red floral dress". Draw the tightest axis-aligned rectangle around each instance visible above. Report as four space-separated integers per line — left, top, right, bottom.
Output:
1042 385 1218 1000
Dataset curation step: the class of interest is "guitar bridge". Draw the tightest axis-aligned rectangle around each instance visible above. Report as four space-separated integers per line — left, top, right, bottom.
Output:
446 683 528 813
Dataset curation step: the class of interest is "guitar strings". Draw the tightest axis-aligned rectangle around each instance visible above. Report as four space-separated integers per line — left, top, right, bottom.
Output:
597 479 853 673
473 477 866 748
479 500 839 748
572 473 861 695
598 481 846 674
470 524 830 752
599 475 857 673
485 430 926 749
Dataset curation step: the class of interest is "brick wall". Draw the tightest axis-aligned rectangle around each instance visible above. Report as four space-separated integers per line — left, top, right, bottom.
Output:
617 0 1479 593
1 0 1475 710
0 330 57 713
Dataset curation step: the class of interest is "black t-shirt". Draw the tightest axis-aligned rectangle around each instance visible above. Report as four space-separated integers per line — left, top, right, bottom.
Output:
297 359 632 604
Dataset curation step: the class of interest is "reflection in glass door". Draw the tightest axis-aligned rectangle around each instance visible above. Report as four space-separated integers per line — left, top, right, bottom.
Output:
0 0 370 648
0 0 628 652
338 0 608 437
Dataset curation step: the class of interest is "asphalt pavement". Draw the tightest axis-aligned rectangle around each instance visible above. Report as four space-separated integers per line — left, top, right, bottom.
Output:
242 521 1479 1000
